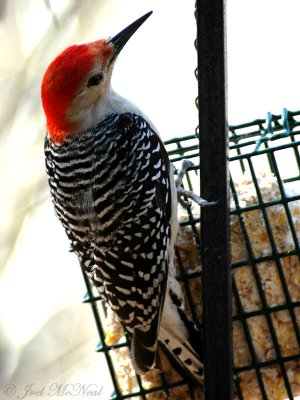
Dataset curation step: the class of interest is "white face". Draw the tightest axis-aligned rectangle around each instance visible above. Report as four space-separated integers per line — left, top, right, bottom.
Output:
67 63 113 130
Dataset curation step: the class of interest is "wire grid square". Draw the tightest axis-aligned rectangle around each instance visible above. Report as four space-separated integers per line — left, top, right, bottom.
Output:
230 109 300 400
80 109 300 399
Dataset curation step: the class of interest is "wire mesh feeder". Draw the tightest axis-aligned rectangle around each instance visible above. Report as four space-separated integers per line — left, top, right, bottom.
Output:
79 108 300 400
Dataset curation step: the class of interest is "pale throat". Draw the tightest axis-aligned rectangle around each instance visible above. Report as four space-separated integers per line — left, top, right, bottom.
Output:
67 86 149 133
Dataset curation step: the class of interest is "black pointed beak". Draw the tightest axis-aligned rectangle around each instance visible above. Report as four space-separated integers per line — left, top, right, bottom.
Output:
108 11 153 64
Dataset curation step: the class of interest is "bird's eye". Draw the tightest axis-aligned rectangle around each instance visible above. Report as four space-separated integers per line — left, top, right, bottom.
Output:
87 73 103 87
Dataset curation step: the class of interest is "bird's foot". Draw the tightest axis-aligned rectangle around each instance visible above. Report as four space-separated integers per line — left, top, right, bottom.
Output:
175 159 195 188
177 186 217 208
175 159 217 208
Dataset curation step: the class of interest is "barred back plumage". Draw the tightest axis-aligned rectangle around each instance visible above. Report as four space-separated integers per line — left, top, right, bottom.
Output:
45 112 172 372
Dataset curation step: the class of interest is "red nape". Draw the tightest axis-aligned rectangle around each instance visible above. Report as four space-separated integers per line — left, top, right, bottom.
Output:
41 40 113 143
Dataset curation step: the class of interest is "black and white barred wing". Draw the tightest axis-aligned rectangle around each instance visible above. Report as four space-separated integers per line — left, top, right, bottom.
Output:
89 113 173 374
45 113 174 374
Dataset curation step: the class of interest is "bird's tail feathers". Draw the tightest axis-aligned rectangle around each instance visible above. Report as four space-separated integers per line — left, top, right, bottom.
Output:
159 282 204 385
129 318 159 375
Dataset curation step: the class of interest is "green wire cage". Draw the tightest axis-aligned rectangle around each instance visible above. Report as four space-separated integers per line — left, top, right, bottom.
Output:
79 109 300 400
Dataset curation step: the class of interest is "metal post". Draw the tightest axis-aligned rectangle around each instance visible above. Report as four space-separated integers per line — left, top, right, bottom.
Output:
197 1 233 399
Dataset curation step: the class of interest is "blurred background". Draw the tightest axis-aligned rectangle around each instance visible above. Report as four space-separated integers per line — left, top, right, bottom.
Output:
1 0 300 398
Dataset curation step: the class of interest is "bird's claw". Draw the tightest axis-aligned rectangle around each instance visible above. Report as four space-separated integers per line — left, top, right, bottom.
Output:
175 159 217 207
178 196 192 209
177 187 217 208
175 159 195 188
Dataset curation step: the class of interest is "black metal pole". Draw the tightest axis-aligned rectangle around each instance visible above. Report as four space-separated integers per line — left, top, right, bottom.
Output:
197 1 233 399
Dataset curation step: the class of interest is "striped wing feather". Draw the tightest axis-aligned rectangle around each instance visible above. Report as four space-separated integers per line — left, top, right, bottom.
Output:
45 112 172 372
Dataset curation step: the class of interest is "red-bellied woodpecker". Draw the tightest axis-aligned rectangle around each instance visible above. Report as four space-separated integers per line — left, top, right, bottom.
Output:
41 11 204 383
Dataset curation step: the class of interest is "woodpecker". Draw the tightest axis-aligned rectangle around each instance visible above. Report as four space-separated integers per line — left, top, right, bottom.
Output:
41 11 203 383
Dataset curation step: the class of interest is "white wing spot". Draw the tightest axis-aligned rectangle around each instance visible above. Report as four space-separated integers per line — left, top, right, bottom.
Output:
151 171 161 181
151 265 157 274
151 298 157 307
147 252 154 260
153 142 160 153
104 260 116 270
115 286 131 295
119 274 134 282
139 172 150 182
153 159 162 169
146 188 156 195
127 300 136 307
124 312 134 323
146 287 154 296
98 268 110 279
121 260 134 268
144 273 150 281
108 251 118 259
